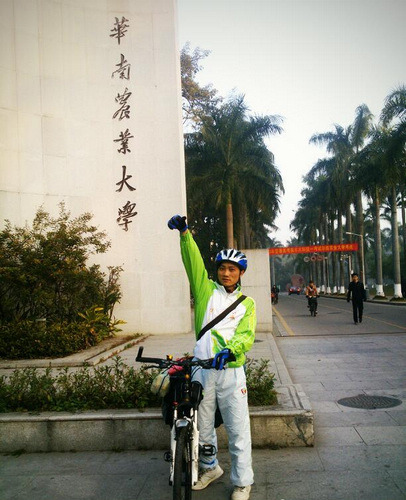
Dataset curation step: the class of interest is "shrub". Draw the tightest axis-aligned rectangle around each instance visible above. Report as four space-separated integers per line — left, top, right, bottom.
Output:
0 203 121 323
0 357 277 413
0 357 160 413
0 204 124 359
246 358 278 406
0 313 125 359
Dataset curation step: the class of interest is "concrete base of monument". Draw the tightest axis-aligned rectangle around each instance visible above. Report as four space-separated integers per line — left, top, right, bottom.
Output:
0 384 313 453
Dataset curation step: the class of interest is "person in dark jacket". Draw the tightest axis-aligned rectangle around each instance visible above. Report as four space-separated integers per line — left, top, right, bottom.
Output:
347 273 366 324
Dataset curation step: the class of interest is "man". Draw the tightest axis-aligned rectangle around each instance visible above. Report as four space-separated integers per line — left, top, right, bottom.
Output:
305 280 318 315
347 273 366 324
168 214 255 500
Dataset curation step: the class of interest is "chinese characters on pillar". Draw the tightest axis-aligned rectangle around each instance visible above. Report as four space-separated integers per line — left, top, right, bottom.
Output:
110 17 129 45
110 16 137 231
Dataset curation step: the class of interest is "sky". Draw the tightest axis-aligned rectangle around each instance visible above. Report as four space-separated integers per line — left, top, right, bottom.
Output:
176 0 406 245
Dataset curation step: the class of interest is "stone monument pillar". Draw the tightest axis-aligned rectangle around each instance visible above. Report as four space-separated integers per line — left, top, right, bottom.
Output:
243 250 272 332
0 0 191 333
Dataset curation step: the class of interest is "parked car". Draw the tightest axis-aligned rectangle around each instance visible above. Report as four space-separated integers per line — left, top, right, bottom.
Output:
288 286 301 295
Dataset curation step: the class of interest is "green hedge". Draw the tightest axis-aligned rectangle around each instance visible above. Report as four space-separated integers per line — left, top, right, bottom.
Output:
0 357 277 413
0 320 113 359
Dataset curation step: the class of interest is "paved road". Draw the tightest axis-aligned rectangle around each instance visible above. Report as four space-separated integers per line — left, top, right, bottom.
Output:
1 295 405 500
273 293 406 499
273 293 406 336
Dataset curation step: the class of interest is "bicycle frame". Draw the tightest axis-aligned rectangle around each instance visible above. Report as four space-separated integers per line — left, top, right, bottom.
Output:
166 373 202 487
308 296 318 316
136 347 212 495
169 402 199 486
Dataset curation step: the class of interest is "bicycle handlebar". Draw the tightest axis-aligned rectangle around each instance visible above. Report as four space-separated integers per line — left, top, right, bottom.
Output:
136 346 235 369
135 346 165 364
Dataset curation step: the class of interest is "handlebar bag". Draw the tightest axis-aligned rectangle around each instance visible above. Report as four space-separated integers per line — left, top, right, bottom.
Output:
150 369 171 397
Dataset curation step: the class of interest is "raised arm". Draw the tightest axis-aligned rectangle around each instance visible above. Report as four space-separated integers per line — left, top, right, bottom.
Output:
168 215 212 304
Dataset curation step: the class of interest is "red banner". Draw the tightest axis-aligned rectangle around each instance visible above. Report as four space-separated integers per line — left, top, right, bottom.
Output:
269 243 359 256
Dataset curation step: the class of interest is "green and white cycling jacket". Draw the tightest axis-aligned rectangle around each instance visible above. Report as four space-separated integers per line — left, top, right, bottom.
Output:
180 232 256 368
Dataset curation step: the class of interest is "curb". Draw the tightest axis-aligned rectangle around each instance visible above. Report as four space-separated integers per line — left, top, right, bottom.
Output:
0 326 315 453
0 384 313 453
320 294 406 306
0 331 314 453
0 335 145 369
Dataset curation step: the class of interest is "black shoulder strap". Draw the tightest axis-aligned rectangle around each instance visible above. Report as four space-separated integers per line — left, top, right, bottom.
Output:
197 294 247 342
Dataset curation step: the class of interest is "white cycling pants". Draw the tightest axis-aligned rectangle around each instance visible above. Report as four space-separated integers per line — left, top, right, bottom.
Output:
193 365 254 487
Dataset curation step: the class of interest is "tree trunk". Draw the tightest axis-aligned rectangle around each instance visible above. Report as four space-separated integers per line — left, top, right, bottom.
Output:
270 257 276 288
243 208 251 249
325 216 331 294
319 221 326 293
355 189 365 283
390 186 402 298
338 209 345 293
402 185 406 273
346 203 354 276
331 213 337 293
226 202 234 248
346 204 352 234
238 206 246 249
374 187 385 297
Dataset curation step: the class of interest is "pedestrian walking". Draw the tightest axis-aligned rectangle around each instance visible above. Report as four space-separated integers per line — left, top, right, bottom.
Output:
347 273 366 324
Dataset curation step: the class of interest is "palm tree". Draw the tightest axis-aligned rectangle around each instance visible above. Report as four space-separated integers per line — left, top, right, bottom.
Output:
354 126 387 297
380 85 406 298
309 127 354 293
349 104 374 280
304 158 343 291
380 85 406 124
185 95 284 248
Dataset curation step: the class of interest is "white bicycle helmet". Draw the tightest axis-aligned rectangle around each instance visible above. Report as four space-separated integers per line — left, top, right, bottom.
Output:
215 248 248 271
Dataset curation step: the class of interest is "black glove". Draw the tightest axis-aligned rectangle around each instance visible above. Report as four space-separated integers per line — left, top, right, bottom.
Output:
167 215 188 232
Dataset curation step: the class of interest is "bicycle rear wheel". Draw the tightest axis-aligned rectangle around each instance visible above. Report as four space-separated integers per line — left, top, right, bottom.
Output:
173 425 192 500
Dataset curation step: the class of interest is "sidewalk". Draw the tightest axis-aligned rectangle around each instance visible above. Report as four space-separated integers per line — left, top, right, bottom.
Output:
321 293 406 306
1 318 405 499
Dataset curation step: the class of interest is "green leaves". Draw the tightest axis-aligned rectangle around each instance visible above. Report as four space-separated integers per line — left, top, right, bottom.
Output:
0 321 123 359
185 94 284 251
0 203 122 324
0 356 278 413
245 358 278 406
0 357 160 413
0 204 124 359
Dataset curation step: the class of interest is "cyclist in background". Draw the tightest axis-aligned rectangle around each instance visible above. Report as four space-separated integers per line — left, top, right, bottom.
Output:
168 215 256 500
305 280 318 315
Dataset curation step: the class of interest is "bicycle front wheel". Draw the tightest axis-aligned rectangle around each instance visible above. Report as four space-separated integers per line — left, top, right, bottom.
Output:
173 425 192 500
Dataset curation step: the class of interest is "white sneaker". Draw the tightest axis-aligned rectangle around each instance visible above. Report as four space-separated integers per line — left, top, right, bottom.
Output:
231 485 251 500
192 465 224 490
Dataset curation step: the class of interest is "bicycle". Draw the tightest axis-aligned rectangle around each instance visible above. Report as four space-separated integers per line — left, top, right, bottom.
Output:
136 346 234 500
308 296 318 316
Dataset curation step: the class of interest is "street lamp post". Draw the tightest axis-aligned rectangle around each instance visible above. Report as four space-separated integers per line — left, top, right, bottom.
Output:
345 231 366 288
340 253 352 283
